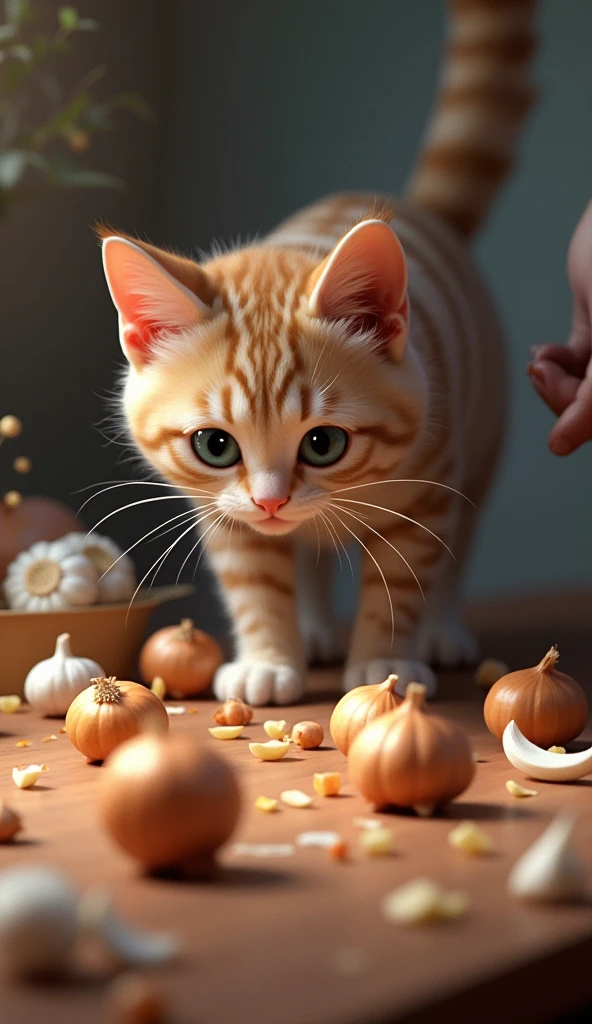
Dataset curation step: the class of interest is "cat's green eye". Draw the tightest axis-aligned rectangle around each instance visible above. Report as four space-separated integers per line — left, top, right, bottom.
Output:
298 426 348 467
191 429 241 468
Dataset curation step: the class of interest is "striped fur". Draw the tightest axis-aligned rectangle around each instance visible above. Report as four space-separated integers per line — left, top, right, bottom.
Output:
99 1 535 705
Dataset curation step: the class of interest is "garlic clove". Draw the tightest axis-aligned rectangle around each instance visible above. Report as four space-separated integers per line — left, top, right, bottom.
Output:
506 779 538 798
360 828 394 857
248 739 290 761
0 866 79 976
78 888 179 967
382 878 469 925
254 796 278 813
448 821 494 856
264 719 289 740
0 801 22 842
208 725 243 740
0 694 22 713
12 764 49 789
296 831 342 848
508 812 587 903
503 720 592 782
280 790 314 808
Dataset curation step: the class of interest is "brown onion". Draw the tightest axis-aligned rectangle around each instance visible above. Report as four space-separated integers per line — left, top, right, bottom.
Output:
330 674 402 755
348 683 475 810
66 677 168 763
98 733 241 871
484 645 588 748
139 619 222 697
213 697 253 726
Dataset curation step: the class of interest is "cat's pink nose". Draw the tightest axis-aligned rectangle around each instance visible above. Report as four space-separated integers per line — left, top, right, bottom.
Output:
252 496 288 516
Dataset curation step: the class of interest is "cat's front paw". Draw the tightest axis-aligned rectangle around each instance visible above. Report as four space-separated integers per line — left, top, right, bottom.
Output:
343 658 438 698
415 618 479 667
213 661 305 706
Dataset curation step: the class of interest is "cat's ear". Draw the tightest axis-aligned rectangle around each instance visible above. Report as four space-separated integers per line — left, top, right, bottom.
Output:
101 234 214 369
307 219 409 362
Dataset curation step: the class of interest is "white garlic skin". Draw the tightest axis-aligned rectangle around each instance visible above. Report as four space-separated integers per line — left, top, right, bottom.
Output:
24 633 105 716
508 812 587 903
0 866 79 976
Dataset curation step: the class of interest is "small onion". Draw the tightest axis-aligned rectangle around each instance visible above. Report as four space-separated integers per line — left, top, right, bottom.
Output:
66 677 169 763
484 645 588 748
213 697 253 726
139 619 223 697
330 674 402 755
348 683 475 810
291 721 324 749
98 733 241 872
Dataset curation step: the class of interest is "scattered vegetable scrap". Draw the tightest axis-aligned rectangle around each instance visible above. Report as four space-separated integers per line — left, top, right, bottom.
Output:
0 695 22 714
353 817 383 831
12 764 49 789
548 746 566 754
150 676 167 700
42 734 58 743
382 879 469 926
248 739 290 761
313 772 341 796
165 705 186 716
296 832 341 849
187 708 199 715
0 802 22 843
329 840 349 861
15 739 31 748
254 796 278 813
448 821 494 856
264 719 289 740
233 843 295 858
474 658 509 690
360 828 394 857
281 790 313 809
506 780 538 798
208 725 243 740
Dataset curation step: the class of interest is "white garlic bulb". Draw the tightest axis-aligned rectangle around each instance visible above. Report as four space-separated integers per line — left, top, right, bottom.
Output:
24 633 105 716
0 866 79 976
56 532 136 603
4 540 98 612
508 812 587 903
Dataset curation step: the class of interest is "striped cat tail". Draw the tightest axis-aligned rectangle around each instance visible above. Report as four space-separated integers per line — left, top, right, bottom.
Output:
406 0 537 239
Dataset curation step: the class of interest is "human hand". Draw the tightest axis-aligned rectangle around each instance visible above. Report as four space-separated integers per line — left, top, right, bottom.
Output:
528 198 592 455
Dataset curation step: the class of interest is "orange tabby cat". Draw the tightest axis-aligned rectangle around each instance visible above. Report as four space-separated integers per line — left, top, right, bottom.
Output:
100 0 536 705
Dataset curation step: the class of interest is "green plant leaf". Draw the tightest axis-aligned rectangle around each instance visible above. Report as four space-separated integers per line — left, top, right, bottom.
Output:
57 6 78 30
109 92 153 120
54 168 123 189
0 149 26 187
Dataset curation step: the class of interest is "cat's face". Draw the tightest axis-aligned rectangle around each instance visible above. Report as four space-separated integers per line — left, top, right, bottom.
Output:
102 220 426 537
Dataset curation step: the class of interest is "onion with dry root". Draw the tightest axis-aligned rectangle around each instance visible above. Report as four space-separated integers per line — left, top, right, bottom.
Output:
213 697 253 726
139 619 223 697
348 683 475 811
484 646 588 748
330 674 402 755
66 677 169 763
98 733 241 872
291 721 324 749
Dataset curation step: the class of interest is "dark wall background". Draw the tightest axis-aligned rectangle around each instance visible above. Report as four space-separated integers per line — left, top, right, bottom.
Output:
1 1 591 638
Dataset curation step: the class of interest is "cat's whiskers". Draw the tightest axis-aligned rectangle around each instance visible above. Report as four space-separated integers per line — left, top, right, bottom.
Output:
330 477 474 505
125 507 219 621
316 508 343 572
146 504 218 545
192 512 229 579
331 497 455 560
176 509 226 584
96 503 217 580
325 505 395 646
88 492 217 539
317 508 355 581
76 478 216 513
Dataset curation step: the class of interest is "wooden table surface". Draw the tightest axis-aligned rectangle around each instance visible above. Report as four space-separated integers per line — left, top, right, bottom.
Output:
2 595 592 1024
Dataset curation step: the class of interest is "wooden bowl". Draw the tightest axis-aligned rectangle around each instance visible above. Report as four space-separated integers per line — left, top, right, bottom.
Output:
0 585 194 696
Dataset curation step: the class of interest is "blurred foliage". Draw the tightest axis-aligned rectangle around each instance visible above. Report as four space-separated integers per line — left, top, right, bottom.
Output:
0 0 152 216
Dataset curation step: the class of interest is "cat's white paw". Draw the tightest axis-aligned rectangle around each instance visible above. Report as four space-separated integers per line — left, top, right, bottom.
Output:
301 619 346 666
213 661 305 706
343 658 438 698
415 618 479 667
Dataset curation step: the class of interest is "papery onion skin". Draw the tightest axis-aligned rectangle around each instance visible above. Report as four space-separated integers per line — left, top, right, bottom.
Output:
139 619 223 696
484 646 589 748
98 734 241 870
330 674 402 755
65 678 169 763
348 684 475 809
